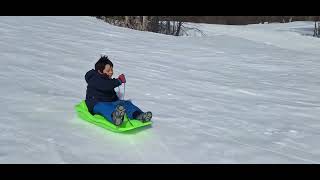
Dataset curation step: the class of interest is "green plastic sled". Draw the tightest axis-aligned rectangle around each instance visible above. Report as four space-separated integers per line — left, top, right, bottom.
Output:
74 100 152 132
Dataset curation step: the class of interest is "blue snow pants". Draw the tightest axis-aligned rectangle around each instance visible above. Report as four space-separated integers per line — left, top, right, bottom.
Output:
93 100 143 123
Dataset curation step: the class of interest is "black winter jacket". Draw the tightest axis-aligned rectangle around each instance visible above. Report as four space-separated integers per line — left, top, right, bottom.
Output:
85 69 121 113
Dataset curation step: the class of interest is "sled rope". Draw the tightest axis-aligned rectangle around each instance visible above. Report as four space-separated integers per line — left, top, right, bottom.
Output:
123 82 126 100
118 82 133 127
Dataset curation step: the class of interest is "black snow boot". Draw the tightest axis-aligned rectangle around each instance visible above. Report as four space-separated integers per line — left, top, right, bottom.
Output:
112 105 126 126
136 111 152 123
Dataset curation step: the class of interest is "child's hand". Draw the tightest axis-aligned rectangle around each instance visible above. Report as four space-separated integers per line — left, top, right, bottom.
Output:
118 74 126 84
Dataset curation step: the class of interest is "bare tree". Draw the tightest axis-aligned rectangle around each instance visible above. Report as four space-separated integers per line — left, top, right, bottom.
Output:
142 16 148 31
314 16 320 37
149 16 160 33
318 22 320 37
175 21 182 36
95 16 186 36
125 16 129 27
314 21 319 37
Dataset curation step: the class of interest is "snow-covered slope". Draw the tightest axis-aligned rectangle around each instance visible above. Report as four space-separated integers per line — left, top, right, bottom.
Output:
183 21 320 55
1 16 320 163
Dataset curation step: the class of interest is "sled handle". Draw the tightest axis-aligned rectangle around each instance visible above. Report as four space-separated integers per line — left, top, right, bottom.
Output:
117 83 126 101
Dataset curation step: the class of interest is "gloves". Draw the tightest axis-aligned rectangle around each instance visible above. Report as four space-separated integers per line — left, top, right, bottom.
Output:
118 74 126 84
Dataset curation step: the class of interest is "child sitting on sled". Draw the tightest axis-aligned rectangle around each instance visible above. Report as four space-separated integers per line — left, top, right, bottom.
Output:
84 55 152 126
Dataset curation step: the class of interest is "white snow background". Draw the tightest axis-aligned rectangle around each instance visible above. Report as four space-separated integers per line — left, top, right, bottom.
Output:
1 16 320 163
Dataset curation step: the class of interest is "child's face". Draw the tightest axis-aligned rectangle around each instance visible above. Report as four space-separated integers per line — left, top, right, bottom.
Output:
102 64 113 78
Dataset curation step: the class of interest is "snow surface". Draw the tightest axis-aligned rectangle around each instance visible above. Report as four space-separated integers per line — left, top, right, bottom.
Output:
1 16 320 163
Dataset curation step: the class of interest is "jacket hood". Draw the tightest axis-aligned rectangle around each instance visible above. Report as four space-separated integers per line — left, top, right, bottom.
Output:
85 69 97 83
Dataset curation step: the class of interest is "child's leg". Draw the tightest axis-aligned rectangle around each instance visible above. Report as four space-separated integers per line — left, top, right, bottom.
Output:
122 100 143 119
93 102 117 123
